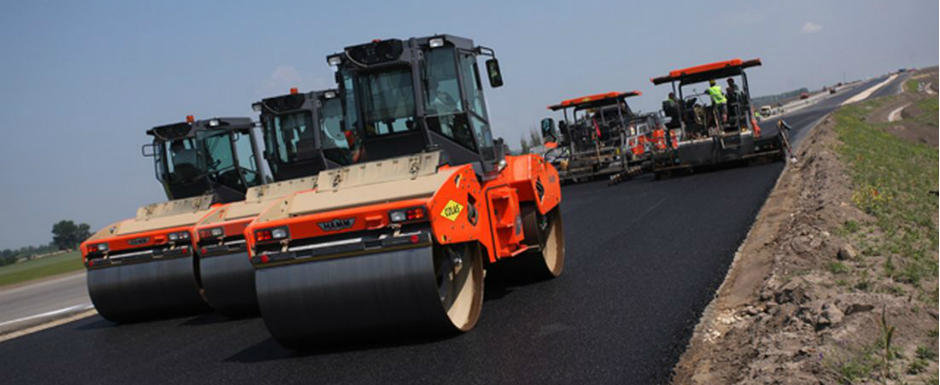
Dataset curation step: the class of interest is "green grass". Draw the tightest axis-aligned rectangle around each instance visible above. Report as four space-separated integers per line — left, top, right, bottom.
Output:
828 261 850 274
907 358 929 375
833 344 882 384
833 99 939 289
911 96 939 128
915 345 937 361
843 220 860 234
905 79 920 93
0 250 83 287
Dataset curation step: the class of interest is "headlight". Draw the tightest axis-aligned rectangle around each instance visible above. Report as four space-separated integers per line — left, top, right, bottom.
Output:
168 231 190 242
429 37 444 48
389 207 427 223
327 55 342 66
389 211 407 223
252 102 262 112
210 227 223 237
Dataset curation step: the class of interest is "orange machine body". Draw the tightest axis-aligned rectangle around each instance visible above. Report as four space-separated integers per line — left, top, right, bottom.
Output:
79 205 224 266
245 154 561 264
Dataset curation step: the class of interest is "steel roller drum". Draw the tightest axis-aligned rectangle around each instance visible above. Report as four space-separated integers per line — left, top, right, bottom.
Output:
199 252 258 316
256 245 468 348
87 257 209 322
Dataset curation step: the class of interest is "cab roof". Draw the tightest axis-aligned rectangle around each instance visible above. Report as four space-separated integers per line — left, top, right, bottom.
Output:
547 90 642 111
651 58 761 85
146 117 253 141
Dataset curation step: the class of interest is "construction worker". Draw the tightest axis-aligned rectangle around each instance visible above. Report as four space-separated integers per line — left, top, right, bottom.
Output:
706 79 727 127
662 92 681 128
726 78 741 124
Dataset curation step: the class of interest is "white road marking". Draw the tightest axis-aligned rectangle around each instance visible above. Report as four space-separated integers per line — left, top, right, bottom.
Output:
0 303 93 328
0 309 97 343
841 74 898 106
888 103 910 122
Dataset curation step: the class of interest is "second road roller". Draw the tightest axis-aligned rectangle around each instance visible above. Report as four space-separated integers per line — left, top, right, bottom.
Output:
244 34 566 348
193 88 348 315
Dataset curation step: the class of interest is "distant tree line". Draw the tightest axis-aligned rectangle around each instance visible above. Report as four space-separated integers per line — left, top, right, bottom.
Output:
518 127 542 154
0 244 58 266
0 219 91 266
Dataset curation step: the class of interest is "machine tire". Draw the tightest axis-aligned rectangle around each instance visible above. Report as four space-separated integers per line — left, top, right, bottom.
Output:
521 204 565 279
434 242 485 332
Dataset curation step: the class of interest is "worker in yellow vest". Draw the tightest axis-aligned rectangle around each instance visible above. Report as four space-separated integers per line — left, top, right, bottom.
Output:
706 79 727 126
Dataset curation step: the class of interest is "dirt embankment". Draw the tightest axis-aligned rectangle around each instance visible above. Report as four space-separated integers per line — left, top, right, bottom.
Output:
672 68 939 384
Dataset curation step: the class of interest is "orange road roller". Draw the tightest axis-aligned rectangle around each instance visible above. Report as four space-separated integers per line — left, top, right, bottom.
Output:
80 117 266 322
244 35 566 348
193 89 348 315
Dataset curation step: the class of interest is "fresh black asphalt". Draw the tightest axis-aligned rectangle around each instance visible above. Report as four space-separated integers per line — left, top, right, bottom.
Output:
0 77 886 385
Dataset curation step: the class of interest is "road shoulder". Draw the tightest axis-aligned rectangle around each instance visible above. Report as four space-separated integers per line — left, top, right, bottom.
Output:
671 74 939 384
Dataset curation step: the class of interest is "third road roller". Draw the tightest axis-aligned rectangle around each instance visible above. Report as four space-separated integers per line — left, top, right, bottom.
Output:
244 34 566 348
81 117 265 322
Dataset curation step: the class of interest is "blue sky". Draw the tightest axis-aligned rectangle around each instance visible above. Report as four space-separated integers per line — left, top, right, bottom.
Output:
0 0 937 249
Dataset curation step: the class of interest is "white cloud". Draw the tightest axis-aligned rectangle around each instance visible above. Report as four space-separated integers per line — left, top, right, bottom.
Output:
801 22 822 34
263 65 303 92
258 65 333 96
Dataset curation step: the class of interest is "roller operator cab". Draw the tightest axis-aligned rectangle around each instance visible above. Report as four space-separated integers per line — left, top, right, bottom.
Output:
649 58 788 178
80 117 266 322
244 35 565 348
192 89 349 316
543 91 643 183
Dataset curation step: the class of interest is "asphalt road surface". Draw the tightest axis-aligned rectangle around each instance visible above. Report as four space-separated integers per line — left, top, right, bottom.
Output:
0 272 89 333
869 72 909 99
0 77 888 384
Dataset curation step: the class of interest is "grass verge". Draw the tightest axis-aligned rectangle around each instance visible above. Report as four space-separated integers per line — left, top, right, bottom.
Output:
0 250 83 288
832 99 939 299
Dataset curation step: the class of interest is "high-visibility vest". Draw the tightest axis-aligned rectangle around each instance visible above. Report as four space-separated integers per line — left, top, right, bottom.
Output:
631 135 646 155
651 129 667 150
707 85 727 104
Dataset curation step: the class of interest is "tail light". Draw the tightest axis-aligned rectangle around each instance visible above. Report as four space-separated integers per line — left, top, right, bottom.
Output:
389 207 426 223
255 226 289 243
198 227 224 240
87 243 108 253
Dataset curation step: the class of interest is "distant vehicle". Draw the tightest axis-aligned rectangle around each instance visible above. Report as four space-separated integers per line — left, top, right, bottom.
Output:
799 92 809 100
829 88 837 95
544 90 644 183
898 68 907 73
760 105 772 116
